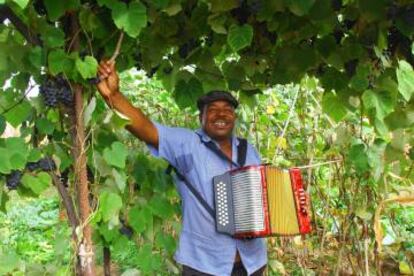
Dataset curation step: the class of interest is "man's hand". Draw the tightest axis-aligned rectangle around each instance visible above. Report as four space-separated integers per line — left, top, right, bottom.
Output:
96 60 119 101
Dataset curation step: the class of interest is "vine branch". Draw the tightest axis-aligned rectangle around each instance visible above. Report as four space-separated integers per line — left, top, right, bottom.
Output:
0 5 42 46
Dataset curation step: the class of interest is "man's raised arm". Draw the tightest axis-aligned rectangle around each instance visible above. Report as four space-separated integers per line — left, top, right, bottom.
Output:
96 60 158 148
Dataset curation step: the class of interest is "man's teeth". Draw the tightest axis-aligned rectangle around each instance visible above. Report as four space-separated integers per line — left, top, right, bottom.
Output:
214 121 226 127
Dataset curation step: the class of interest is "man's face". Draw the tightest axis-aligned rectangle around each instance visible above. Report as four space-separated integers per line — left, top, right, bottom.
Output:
201 100 236 141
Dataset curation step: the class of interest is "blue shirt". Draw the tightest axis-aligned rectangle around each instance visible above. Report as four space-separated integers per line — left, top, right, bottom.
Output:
147 122 267 276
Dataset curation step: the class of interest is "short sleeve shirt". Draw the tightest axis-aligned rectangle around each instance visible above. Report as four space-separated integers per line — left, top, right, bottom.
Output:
147 122 267 276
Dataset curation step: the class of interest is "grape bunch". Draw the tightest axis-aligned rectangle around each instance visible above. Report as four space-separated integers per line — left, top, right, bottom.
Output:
6 170 23 190
26 157 56 172
40 76 73 108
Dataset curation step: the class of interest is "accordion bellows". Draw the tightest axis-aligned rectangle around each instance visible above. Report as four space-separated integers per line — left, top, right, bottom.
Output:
213 165 311 238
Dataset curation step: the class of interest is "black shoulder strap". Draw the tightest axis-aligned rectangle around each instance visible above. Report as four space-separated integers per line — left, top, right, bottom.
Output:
237 138 247 167
195 133 248 168
166 165 215 219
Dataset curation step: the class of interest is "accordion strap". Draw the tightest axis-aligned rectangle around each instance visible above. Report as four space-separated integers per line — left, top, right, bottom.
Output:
165 133 248 219
195 133 248 168
168 167 215 219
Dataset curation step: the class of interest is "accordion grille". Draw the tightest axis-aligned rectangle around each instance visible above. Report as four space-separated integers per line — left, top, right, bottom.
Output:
266 167 300 235
231 169 265 232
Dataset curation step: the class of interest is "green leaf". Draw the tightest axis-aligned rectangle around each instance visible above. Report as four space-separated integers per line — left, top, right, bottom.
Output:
112 169 127 191
84 97 96 126
4 137 29 170
27 148 42 162
173 77 204 109
76 56 98 79
36 118 55 135
286 0 316 16
12 0 29 9
111 2 147 38
0 115 5 135
0 148 12 174
396 60 414 101
149 196 174 219
155 233 176 255
103 141 128 169
128 206 152 234
3 100 32 127
42 27 65 48
227 24 253 52
44 0 80 21
322 92 348 122
136 244 162 273
209 0 239 12
348 143 370 173
0 251 20 275
48 49 73 76
362 89 394 120
21 172 51 195
43 0 65 21
99 191 122 222
29 47 43 69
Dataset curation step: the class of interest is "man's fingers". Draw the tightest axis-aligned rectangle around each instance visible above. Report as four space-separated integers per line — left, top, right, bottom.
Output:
107 61 116 72
98 67 108 78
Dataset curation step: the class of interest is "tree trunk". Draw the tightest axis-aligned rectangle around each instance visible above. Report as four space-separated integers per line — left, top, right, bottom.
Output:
103 247 111 276
67 12 96 276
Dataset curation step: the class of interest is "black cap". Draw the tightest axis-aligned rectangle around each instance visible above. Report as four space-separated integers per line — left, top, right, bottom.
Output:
197 91 238 112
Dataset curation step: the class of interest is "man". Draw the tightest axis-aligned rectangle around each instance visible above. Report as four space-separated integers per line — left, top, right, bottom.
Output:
96 61 267 276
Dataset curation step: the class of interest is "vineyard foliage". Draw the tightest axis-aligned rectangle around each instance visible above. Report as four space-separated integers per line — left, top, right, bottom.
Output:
0 0 414 274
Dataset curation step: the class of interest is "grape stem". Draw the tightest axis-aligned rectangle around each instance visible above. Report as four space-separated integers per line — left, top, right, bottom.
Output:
108 31 124 63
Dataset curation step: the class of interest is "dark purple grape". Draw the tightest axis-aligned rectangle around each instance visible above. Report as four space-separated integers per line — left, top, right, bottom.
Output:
6 170 23 190
58 86 73 106
26 161 39 171
40 81 59 107
119 220 134 238
345 59 358 77
37 157 56 171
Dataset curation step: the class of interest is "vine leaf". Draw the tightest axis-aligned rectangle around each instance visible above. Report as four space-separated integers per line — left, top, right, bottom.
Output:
227 24 253 52
348 143 370 173
44 0 80 21
75 56 98 79
128 206 152 234
396 60 414 101
103 141 128 169
322 92 348 122
111 2 147 38
12 0 29 9
99 191 122 222
112 169 127 191
0 148 12 174
286 0 316 16
21 172 51 195
0 115 5 135
210 0 239 12
41 27 65 48
362 89 394 120
48 50 73 76
173 77 204 108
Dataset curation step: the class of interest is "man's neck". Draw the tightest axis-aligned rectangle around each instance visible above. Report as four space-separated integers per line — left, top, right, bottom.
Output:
216 138 232 160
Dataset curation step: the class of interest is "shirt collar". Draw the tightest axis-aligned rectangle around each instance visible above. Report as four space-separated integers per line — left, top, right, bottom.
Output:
195 128 239 146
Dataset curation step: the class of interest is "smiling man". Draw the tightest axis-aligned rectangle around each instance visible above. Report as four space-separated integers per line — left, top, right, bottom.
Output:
96 61 267 276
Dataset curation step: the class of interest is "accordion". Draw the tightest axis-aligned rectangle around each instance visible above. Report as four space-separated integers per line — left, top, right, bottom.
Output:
213 165 311 238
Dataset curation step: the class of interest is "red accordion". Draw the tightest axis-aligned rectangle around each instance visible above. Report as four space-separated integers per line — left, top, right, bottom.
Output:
213 165 311 238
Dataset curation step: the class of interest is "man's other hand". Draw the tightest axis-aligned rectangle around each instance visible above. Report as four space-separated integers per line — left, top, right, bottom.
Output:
96 60 120 100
